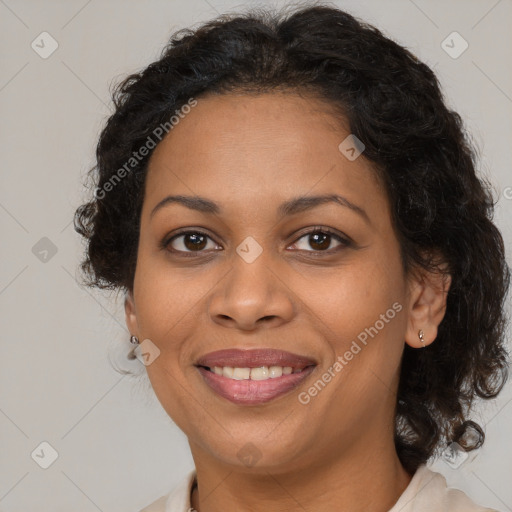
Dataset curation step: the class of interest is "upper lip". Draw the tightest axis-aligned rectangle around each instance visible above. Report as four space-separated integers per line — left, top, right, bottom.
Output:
195 348 317 369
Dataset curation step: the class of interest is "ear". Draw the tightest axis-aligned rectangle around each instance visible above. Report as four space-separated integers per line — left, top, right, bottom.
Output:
124 289 139 336
404 262 452 349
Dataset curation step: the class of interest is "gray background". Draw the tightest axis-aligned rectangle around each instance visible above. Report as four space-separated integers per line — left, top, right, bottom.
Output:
0 0 511 510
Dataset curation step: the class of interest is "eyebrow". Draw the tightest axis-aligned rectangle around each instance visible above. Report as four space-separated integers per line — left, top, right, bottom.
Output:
150 193 370 224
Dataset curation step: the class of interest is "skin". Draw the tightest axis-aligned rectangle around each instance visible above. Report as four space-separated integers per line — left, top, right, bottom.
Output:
125 91 451 512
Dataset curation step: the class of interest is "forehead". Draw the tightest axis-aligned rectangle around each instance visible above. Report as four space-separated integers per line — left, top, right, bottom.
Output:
143 92 388 222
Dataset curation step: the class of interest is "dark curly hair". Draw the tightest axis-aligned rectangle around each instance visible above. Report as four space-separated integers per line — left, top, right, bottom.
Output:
74 3 510 474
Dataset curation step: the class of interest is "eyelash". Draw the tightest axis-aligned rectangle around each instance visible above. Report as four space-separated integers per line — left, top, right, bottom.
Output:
161 226 352 258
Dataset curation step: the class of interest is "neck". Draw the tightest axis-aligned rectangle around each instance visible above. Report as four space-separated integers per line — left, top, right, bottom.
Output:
189 437 412 512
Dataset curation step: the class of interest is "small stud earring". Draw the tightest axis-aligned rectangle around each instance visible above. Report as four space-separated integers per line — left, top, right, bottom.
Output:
130 335 139 345
418 329 426 348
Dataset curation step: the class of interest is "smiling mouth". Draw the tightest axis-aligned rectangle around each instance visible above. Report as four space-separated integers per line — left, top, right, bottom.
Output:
198 364 312 380
194 348 318 405
195 363 317 405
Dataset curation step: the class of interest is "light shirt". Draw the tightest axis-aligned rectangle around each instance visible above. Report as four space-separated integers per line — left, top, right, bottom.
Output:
138 464 498 512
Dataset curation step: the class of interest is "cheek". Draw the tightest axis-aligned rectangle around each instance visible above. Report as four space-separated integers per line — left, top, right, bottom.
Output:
131 254 206 428
132 251 195 353
134 240 199 316
305 252 407 371
296 265 407 428
132 247 232 376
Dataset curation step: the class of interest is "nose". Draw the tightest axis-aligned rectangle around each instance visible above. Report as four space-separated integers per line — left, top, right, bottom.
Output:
207 255 295 331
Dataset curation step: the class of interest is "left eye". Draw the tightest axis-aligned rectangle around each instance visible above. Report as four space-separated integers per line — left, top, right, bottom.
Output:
291 229 349 252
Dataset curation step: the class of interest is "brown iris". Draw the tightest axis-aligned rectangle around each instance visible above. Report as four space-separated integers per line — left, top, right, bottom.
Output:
308 232 331 251
183 233 208 251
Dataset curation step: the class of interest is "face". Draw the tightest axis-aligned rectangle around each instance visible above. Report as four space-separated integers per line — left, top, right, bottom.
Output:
125 91 448 474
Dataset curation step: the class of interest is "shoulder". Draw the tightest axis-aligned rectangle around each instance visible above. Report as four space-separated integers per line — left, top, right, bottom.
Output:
138 469 197 512
389 464 499 512
138 495 168 512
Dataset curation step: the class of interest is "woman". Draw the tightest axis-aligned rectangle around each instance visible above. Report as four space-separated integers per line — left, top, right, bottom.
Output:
74 4 510 511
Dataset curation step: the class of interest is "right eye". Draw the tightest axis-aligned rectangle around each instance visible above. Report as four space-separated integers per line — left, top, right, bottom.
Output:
163 230 221 255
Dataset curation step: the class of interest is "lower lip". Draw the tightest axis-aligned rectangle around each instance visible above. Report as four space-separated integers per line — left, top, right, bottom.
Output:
196 366 316 405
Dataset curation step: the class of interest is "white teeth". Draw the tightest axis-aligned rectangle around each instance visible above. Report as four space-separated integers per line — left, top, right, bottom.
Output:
222 366 234 378
232 367 251 380
268 366 283 378
250 366 269 380
211 365 297 380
